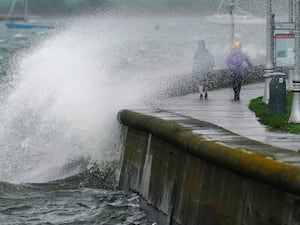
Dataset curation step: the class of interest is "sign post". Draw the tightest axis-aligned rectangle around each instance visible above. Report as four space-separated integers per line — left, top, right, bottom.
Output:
289 0 300 123
262 0 274 104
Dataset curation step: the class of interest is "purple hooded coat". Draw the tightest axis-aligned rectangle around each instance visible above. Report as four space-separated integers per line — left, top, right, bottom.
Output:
226 52 253 77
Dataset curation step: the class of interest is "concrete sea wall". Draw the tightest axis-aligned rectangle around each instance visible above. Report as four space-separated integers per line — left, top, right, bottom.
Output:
118 109 300 225
118 66 295 224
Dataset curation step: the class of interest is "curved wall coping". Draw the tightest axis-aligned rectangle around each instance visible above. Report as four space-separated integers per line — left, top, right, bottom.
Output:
119 109 300 196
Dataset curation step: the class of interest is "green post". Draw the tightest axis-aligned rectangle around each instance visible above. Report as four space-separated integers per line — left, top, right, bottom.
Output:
269 72 287 115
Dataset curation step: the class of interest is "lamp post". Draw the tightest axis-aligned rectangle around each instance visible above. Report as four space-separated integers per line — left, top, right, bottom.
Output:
24 0 28 21
229 0 235 51
287 0 295 90
262 0 274 104
289 0 300 123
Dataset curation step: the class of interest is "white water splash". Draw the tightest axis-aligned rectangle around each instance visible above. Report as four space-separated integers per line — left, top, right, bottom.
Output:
0 15 266 183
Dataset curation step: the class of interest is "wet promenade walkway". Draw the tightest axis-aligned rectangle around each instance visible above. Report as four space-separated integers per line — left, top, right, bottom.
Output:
159 82 300 152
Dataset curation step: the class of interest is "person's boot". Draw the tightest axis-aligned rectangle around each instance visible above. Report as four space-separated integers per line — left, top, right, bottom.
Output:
199 85 203 99
235 89 240 100
204 92 208 99
234 92 240 100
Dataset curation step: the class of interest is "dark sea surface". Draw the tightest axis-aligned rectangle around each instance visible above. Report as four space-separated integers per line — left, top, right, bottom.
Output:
0 14 266 224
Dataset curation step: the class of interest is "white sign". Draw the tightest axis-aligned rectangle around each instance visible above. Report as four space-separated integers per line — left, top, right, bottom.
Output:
275 34 295 68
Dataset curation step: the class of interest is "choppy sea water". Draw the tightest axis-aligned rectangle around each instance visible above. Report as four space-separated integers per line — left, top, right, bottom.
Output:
0 13 266 224
0 183 151 225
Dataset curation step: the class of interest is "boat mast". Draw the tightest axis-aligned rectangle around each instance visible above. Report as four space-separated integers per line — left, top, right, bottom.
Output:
5 0 17 21
5 0 28 21
217 0 225 14
24 0 28 21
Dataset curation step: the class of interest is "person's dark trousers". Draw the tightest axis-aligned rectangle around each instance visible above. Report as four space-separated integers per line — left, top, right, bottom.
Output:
231 76 242 100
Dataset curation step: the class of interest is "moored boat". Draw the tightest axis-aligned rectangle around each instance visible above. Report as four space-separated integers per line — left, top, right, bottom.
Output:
3 0 54 29
5 22 54 29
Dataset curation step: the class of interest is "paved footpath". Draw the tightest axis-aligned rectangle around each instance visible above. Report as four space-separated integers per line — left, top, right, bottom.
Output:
159 82 300 152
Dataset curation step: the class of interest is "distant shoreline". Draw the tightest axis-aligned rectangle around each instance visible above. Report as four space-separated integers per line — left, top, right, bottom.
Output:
0 14 25 21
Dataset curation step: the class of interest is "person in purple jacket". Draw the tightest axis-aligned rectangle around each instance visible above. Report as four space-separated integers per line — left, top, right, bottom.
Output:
226 41 253 100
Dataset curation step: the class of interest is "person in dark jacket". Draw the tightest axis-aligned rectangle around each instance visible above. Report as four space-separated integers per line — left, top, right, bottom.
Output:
226 41 253 100
192 40 215 99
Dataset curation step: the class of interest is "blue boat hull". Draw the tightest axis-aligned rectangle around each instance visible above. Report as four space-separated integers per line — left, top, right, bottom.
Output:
5 23 54 29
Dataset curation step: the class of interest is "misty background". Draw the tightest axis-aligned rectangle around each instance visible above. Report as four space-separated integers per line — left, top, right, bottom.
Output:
0 0 289 17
